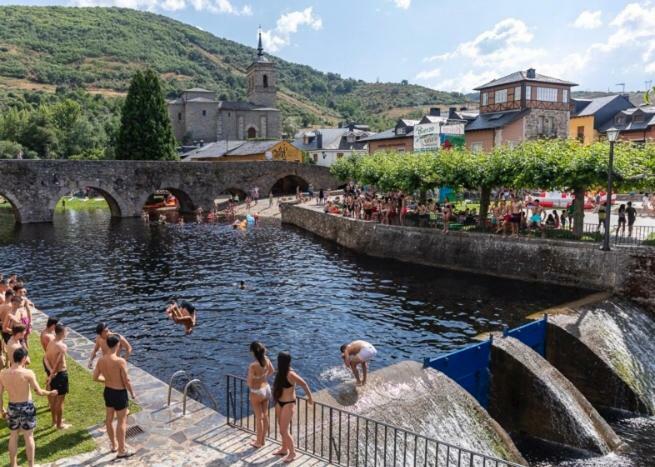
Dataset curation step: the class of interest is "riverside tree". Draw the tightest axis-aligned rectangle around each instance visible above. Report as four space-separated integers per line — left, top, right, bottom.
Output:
116 70 178 161
331 139 655 235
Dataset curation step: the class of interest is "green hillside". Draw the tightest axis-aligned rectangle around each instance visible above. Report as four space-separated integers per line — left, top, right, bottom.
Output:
0 6 467 132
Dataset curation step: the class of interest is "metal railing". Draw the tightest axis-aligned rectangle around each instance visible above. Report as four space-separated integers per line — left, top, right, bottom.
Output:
168 370 218 415
582 223 655 246
225 374 524 467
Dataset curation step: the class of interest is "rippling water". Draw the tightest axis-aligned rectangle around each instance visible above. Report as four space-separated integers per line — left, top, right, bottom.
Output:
0 210 585 396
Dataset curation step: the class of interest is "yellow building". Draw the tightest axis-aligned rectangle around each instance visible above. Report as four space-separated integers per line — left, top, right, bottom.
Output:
182 140 302 162
569 95 633 145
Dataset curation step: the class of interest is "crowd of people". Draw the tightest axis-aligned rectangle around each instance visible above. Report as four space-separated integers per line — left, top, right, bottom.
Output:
319 184 649 238
0 273 137 465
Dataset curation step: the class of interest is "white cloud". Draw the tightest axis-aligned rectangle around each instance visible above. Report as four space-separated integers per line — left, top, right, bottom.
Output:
432 70 498 94
393 0 411 10
70 0 252 15
572 10 602 29
261 7 322 53
415 68 441 80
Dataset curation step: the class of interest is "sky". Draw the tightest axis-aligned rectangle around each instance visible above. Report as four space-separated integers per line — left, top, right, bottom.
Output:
2 0 654 93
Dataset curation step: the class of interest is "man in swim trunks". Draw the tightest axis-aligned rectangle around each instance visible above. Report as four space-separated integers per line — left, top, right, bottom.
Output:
40 317 59 414
93 334 136 459
1 292 17 345
0 347 57 467
340 340 377 386
44 324 70 429
88 322 132 369
0 290 15 365
530 199 544 232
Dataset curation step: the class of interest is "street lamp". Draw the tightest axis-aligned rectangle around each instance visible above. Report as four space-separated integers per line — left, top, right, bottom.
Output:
601 127 620 251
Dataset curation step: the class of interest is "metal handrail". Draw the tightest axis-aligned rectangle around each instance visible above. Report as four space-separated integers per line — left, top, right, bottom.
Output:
182 378 219 415
225 374 525 467
167 370 189 406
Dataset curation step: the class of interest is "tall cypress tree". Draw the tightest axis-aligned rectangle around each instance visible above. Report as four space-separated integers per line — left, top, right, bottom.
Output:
116 69 177 160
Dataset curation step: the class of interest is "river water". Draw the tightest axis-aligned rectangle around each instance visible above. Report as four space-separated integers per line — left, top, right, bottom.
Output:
0 210 651 465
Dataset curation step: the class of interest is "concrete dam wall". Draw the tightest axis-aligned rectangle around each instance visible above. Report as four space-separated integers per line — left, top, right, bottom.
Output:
280 204 655 306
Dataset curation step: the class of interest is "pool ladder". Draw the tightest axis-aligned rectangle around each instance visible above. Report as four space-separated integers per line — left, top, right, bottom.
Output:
167 370 218 415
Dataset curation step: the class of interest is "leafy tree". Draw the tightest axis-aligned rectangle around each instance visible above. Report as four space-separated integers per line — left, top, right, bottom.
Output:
116 70 178 161
0 140 23 159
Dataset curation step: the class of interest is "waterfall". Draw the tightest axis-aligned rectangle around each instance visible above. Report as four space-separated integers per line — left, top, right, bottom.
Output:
549 299 655 415
489 336 621 454
313 360 526 464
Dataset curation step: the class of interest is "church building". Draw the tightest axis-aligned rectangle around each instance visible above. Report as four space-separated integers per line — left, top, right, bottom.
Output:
168 31 282 143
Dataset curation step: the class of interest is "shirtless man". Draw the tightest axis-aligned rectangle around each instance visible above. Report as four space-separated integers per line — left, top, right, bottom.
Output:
6 326 29 368
0 347 58 467
0 290 16 345
165 300 196 335
44 324 70 429
340 340 377 386
93 335 136 459
88 322 132 369
3 296 25 344
40 317 59 414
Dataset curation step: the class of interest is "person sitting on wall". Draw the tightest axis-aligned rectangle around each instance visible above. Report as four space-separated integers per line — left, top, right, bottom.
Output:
166 301 196 335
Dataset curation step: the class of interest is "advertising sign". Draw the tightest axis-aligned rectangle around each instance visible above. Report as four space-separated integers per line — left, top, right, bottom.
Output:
413 123 441 151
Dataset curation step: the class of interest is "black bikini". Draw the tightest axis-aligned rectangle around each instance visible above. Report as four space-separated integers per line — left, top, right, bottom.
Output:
277 379 296 407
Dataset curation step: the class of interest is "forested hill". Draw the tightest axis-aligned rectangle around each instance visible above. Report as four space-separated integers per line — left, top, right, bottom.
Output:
0 6 467 130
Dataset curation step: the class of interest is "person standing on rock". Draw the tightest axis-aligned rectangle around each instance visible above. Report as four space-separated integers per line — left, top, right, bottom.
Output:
93 334 136 459
340 340 377 386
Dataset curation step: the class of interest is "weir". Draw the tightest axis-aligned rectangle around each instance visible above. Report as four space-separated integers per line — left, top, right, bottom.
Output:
547 299 655 415
489 335 621 454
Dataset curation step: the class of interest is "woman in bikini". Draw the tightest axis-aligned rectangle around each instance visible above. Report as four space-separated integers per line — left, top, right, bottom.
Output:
272 352 314 463
247 341 274 449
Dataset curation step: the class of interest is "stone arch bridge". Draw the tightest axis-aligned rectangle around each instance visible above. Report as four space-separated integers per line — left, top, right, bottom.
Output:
0 160 338 223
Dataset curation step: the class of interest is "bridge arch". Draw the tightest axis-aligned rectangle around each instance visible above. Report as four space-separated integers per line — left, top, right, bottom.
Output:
0 191 25 223
48 185 127 220
270 175 310 196
137 187 196 213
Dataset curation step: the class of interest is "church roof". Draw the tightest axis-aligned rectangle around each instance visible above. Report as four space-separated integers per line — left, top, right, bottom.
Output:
186 97 217 103
225 140 280 156
218 101 278 111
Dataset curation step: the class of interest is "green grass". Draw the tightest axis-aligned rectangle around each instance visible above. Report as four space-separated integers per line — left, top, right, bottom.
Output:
54 197 109 212
1 334 138 465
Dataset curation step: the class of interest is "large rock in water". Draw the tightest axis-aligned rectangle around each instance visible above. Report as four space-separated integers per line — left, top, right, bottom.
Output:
312 360 526 465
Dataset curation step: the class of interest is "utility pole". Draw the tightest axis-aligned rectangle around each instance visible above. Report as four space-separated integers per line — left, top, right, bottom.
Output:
615 83 626 94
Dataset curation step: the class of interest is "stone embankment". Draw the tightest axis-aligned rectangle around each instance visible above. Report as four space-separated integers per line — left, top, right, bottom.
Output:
280 204 655 311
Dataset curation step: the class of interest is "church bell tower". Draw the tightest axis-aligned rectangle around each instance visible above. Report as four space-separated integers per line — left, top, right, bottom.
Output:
247 28 277 108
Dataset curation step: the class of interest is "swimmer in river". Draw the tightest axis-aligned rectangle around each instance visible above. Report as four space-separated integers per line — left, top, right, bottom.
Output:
237 281 246 290
340 340 377 386
166 301 196 335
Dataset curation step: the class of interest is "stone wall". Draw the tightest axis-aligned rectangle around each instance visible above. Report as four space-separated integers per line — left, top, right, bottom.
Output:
525 108 569 139
0 161 338 223
280 204 654 296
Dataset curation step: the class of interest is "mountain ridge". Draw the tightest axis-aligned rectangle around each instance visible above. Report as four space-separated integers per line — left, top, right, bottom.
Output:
0 5 469 131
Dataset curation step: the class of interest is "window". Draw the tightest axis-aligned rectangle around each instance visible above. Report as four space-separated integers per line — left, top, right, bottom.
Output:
634 114 644 123
313 154 318 162
537 87 558 102
471 143 483 153
202 110 207 116
577 126 585 143
616 116 625 125
514 86 521 101
263 74 268 88
526 86 532 100
177 112 182 121
563 90 569 103
495 89 508 104
396 127 406 135
337 153 344 159
482 93 488 106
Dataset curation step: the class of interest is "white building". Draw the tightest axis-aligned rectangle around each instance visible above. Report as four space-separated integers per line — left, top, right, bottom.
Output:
293 125 374 167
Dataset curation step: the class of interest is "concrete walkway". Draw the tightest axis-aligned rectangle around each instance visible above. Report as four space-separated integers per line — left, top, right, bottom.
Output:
30 310 327 466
